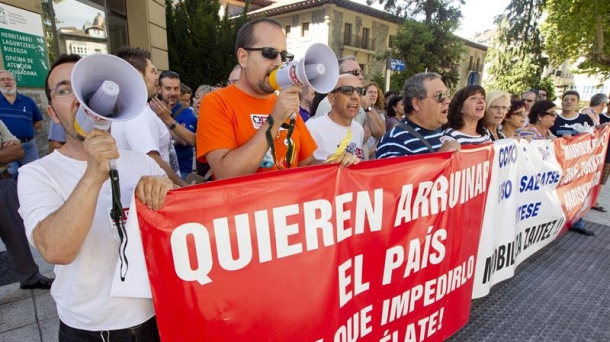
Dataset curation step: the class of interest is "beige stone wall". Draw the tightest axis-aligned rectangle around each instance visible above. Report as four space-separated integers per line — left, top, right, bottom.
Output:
127 0 168 70
457 44 487 90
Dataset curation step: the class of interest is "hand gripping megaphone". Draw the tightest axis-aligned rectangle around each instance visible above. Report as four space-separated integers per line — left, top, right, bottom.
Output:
71 54 147 138
269 43 339 93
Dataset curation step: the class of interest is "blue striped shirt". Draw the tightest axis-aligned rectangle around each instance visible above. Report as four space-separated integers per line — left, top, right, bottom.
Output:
375 120 443 159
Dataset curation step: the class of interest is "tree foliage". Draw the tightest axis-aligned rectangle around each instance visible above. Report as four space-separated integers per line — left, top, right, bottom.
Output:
165 0 248 89
483 18 548 95
376 0 466 89
542 0 610 80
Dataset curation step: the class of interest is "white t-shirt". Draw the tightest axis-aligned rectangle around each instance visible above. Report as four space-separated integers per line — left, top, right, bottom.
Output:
18 150 165 331
111 105 177 172
306 114 365 161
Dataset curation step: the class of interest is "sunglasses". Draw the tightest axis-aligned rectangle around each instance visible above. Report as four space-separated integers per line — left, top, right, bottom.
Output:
243 47 294 62
425 90 451 103
544 111 557 116
341 69 364 77
331 86 366 96
509 111 526 117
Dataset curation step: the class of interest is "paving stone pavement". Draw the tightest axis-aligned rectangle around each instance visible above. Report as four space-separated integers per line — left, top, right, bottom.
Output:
0 182 608 342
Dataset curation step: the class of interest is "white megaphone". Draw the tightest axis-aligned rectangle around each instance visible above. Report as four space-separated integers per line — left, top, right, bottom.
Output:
269 43 339 93
72 54 147 137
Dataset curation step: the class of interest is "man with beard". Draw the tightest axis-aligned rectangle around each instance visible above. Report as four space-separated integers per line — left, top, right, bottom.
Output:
0 70 43 177
150 71 197 180
376 72 460 158
197 18 319 179
18 54 173 340
111 47 186 186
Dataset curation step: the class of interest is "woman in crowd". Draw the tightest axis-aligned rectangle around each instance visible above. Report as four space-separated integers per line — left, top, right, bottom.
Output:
362 82 386 159
501 100 527 139
483 90 511 141
385 95 405 130
516 100 557 140
442 85 491 145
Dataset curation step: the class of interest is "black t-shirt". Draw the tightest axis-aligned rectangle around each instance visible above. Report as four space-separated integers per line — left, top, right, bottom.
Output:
550 113 594 137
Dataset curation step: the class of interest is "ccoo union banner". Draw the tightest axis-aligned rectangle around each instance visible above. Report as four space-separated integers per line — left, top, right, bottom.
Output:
136 145 493 342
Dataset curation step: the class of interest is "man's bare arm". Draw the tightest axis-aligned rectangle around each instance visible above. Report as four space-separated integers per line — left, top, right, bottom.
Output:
0 142 24 163
146 151 188 187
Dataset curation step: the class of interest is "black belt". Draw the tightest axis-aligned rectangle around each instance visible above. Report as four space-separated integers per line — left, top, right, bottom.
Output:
19 137 33 143
0 169 12 179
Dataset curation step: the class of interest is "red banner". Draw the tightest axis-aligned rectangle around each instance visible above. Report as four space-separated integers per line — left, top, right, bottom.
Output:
137 145 493 341
554 127 610 229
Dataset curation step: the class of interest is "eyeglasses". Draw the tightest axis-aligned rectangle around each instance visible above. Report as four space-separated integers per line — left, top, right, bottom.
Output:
49 83 74 98
331 86 366 96
243 47 294 62
544 111 557 116
509 111 526 117
341 69 364 77
424 90 451 103
490 105 509 112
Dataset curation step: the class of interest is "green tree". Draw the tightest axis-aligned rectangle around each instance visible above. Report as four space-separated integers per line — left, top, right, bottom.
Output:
483 18 547 95
375 0 466 89
542 0 610 79
165 0 248 89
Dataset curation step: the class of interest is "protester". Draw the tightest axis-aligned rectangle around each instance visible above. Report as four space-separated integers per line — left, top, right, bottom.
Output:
376 72 460 158
483 90 511 141
385 95 404 130
197 18 318 179
538 88 548 101
111 46 186 187
227 64 241 86
179 83 193 109
150 71 198 180
192 84 214 116
298 85 315 122
501 100 527 139
442 85 491 145
18 54 174 341
581 93 608 126
551 90 594 138
362 82 387 159
521 90 537 116
1 119 54 290
306 74 364 164
516 100 557 140
0 70 44 177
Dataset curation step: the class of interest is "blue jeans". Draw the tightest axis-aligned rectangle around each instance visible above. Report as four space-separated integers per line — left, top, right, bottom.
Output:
8 140 39 179
572 218 584 230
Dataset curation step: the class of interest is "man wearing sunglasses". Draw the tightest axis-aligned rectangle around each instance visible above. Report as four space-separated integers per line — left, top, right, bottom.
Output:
311 56 385 159
197 18 317 179
306 74 365 165
376 72 460 159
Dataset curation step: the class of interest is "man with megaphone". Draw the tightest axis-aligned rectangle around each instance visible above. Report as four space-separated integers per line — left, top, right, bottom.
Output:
17 54 173 341
197 18 318 179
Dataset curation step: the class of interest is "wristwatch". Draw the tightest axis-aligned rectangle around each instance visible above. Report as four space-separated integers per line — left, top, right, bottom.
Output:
169 121 178 130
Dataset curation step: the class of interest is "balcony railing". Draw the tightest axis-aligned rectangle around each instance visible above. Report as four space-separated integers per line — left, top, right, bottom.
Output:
343 35 375 51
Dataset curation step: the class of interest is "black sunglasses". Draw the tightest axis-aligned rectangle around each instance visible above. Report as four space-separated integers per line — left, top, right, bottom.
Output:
341 69 364 77
331 86 366 96
243 47 294 62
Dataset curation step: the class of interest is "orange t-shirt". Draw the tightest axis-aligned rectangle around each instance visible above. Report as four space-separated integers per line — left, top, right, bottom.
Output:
197 85 317 173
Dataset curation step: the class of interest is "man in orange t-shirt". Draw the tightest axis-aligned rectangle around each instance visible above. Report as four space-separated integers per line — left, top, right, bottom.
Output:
197 18 317 179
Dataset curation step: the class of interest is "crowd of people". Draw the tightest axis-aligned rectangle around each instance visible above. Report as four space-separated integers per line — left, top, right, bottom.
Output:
0 16 608 341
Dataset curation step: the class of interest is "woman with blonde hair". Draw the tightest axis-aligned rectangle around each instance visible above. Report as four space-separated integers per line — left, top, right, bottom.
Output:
483 90 511 141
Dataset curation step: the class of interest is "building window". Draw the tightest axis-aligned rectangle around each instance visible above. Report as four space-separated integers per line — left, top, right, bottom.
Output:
45 0 128 62
389 35 396 48
362 28 370 49
468 56 474 70
476 57 481 72
285 25 291 37
301 22 309 37
344 23 352 45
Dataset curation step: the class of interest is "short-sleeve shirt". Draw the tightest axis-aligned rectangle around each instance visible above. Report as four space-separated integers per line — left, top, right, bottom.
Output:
550 113 594 137
197 85 317 173
171 103 198 175
0 119 19 173
375 120 443 159
441 128 491 145
0 92 43 140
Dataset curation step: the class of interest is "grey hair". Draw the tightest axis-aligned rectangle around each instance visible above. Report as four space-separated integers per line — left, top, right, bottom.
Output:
402 72 442 115
338 55 357 73
590 93 609 107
